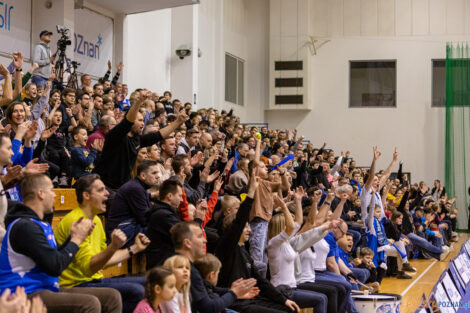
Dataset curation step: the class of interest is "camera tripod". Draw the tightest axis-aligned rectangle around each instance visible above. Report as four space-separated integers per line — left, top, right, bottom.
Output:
54 48 80 89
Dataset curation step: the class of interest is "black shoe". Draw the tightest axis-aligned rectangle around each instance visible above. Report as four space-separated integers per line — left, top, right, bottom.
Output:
397 271 412 279
402 263 417 273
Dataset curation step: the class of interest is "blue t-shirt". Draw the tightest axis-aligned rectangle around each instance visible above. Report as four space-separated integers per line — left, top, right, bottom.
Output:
338 248 352 268
325 232 338 262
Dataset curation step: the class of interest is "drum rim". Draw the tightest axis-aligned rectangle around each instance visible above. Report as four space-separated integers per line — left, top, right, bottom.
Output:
351 293 402 302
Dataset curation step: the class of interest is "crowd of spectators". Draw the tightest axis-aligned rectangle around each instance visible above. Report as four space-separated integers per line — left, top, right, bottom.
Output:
0 31 462 313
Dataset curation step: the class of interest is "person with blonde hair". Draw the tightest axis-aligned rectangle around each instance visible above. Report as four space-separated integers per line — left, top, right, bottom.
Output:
162 255 192 313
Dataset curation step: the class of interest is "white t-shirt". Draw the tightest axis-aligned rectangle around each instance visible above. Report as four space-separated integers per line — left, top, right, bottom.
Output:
298 247 316 284
267 230 297 288
161 291 191 313
360 187 384 223
312 239 330 271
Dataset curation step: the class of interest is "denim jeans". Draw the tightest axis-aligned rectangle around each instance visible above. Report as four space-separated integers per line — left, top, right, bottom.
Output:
351 267 370 285
249 218 269 278
31 75 48 88
78 276 145 313
298 282 339 313
292 288 327 313
315 271 358 313
407 232 443 260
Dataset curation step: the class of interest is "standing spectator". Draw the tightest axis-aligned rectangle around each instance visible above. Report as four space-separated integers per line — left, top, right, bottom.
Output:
95 92 187 190
32 30 55 88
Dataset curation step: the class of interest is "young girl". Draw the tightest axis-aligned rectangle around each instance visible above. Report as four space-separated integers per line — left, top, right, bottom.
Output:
134 267 177 313
162 255 192 313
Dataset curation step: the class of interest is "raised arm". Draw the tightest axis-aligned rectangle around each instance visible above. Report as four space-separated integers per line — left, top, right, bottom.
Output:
364 146 381 191
159 111 188 139
0 65 13 107
378 148 398 188
332 192 349 220
293 187 304 225
316 192 335 225
274 195 295 236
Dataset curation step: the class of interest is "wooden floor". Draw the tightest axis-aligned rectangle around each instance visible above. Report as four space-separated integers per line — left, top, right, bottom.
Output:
379 233 470 313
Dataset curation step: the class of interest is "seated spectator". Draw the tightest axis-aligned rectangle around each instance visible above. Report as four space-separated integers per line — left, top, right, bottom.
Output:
134 267 177 313
216 174 301 313
0 174 122 313
146 179 184 267
44 107 72 187
86 115 116 149
337 232 370 287
162 255 192 313
70 126 103 183
171 221 257 313
354 248 380 292
54 174 150 313
177 128 200 155
106 160 161 246
225 158 249 195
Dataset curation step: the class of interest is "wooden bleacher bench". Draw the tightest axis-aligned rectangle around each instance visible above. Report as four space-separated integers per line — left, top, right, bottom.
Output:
52 188 144 278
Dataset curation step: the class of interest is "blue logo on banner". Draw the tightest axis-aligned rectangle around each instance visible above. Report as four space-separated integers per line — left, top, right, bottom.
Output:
0 2 14 31
74 33 102 59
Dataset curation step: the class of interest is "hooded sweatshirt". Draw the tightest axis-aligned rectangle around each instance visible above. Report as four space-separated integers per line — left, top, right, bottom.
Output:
0 203 79 294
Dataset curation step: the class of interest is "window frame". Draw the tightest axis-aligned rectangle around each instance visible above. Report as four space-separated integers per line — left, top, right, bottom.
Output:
224 52 245 106
348 59 397 108
431 58 446 108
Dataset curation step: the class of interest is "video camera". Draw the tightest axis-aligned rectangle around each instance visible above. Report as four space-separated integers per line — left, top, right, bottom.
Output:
56 25 72 52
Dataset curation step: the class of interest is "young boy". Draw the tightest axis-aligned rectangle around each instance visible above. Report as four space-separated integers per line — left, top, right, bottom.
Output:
194 253 256 312
70 126 103 183
355 248 380 291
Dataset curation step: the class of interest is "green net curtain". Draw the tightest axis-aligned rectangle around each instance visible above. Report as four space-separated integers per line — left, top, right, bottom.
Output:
445 43 470 230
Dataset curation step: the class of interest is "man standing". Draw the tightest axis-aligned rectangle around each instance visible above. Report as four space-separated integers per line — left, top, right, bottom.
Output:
32 30 55 88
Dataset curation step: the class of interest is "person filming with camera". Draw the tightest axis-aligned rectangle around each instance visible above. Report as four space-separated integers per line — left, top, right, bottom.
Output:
32 30 56 88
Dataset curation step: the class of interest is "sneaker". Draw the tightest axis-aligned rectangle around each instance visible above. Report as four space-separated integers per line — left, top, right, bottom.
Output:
397 271 412 279
402 263 417 273
440 246 450 261
58 175 68 187
52 176 59 187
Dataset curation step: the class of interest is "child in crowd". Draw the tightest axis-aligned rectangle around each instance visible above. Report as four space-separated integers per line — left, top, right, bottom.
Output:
70 125 103 183
162 255 192 313
355 247 381 291
193 253 246 313
134 267 178 313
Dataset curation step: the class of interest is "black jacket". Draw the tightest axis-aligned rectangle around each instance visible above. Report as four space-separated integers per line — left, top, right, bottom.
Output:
145 200 181 268
95 118 163 190
215 197 287 305
4 202 79 277
106 178 151 236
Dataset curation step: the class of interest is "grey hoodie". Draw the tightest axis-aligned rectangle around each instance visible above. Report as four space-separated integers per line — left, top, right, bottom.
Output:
32 42 52 79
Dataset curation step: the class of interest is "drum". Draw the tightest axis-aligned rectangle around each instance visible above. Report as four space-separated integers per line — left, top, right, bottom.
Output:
352 293 402 313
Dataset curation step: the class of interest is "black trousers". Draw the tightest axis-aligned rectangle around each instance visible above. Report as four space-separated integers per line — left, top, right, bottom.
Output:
230 297 294 313
298 281 339 313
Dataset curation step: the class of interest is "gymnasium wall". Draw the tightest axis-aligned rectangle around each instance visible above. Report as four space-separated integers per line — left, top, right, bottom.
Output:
266 0 470 207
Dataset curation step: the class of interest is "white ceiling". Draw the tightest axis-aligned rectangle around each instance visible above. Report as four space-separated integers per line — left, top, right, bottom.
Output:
85 0 199 14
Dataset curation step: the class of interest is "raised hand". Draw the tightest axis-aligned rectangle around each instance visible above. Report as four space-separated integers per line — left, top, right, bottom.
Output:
40 126 57 141
392 147 399 162
177 110 188 123
107 60 112 71
24 120 38 141
70 217 94 244
133 233 150 252
373 146 381 160
294 186 305 202
116 62 123 73
213 176 223 193
206 170 220 184
0 64 10 76
91 139 104 152
12 52 23 69
24 158 49 175
110 229 127 250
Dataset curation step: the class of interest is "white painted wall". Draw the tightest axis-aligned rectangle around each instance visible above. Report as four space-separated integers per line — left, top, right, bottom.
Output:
124 9 172 94
266 0 470 227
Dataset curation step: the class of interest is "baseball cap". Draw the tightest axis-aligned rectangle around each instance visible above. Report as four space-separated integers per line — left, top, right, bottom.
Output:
39 30 53 38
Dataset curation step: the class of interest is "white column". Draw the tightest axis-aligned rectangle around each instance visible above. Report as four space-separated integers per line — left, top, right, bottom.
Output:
170 4 199 107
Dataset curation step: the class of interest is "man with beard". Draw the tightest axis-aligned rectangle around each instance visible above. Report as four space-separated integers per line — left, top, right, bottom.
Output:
95 91 188 190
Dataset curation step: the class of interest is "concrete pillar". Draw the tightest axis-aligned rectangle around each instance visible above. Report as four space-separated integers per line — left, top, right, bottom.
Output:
170 4 199 107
